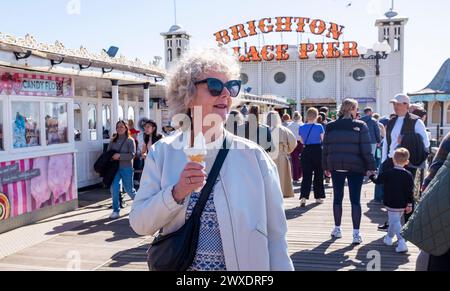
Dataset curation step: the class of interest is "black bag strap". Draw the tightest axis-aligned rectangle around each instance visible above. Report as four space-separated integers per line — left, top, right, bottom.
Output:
191 134 232 218
304 124 315 145
109 136 128 154
118 137 128 152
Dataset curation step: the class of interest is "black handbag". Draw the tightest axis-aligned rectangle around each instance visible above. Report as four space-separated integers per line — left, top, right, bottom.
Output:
94 138 127 175
147 135 232 271
94 138 127 187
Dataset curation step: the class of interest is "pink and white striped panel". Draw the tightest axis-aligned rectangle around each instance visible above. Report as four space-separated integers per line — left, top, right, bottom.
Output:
1 155 76 218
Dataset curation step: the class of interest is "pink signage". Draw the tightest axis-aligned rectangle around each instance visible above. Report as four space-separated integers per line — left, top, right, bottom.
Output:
0 72 73 97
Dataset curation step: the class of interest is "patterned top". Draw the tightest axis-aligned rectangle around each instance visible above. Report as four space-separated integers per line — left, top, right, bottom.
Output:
186 135 226 271
186 181 226 271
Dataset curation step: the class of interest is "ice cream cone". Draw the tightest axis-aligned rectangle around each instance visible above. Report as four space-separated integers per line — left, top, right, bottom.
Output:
184 133 207 192
188 155 205 164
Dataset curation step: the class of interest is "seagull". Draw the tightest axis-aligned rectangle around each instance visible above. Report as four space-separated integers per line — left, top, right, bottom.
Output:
346 2 352 7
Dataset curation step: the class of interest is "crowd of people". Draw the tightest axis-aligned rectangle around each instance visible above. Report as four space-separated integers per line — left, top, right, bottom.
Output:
95 48 448 271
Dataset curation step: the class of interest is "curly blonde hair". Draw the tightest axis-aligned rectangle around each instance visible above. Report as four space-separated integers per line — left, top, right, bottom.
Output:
166 48 241 116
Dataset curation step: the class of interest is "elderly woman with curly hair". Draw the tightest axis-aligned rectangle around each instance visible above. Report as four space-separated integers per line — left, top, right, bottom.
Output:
129 49 294 271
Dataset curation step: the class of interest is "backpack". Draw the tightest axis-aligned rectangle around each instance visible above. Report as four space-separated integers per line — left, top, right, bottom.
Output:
387 113 428 167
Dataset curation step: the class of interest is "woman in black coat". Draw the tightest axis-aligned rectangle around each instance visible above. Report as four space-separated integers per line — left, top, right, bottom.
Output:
322 99 376 245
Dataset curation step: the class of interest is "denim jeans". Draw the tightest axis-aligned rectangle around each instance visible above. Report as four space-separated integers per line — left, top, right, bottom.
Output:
332 171 364 230
110 167 136 213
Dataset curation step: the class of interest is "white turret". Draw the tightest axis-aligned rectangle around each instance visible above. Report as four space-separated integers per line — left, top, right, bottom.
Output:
161 25 191 70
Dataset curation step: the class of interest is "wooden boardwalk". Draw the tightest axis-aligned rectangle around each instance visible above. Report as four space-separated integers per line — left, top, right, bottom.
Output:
0 183 418 271
97 182 418 271
284 182 418 271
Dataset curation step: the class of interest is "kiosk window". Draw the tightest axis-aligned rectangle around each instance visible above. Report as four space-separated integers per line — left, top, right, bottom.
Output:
45 102 68 145
12 102 41 148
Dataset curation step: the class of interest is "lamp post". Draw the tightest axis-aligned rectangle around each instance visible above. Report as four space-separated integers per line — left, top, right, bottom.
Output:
359 41 391 114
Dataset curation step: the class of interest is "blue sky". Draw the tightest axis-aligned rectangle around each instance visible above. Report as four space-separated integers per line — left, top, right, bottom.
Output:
2 0 449 93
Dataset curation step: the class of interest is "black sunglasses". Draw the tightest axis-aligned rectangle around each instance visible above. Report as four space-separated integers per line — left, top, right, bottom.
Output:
194 78 241 98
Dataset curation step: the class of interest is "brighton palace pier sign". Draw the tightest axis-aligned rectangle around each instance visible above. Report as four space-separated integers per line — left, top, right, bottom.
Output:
214 17 360 62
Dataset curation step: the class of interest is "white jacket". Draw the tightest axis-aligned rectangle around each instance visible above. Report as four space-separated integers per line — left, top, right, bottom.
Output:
130 131 294 271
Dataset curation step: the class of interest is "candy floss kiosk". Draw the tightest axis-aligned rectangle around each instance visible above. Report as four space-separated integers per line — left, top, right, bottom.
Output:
0 69 77 234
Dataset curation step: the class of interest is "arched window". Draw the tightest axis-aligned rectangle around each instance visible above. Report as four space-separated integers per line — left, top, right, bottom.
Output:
168 49 173 62
177 48 182 58
87 104 97 141
128 106 135 122
394 37 401 52
118 105 124 121
431 102 442 124
102 105 111 139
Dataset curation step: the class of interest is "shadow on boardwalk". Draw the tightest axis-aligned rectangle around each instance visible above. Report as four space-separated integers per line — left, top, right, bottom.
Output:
291 237 412 271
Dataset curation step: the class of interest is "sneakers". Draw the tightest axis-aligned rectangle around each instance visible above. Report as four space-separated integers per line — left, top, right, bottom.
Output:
300 198 307 208
109 212 120 220
352 234 363 245
396 240 408 253
331 228 363 245
316 199 324 204
331 228 342 239
384 236 409 253
383 235 394 246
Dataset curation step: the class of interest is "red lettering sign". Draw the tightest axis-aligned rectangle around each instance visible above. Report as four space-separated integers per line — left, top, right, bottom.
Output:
216 16 360 62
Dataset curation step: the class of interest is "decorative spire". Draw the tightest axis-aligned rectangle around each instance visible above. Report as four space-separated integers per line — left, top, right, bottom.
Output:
385 0 398 19
174 0 177 25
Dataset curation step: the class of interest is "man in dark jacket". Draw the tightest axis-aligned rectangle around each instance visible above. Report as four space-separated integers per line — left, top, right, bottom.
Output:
360 107 381 157
377 94 430 230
